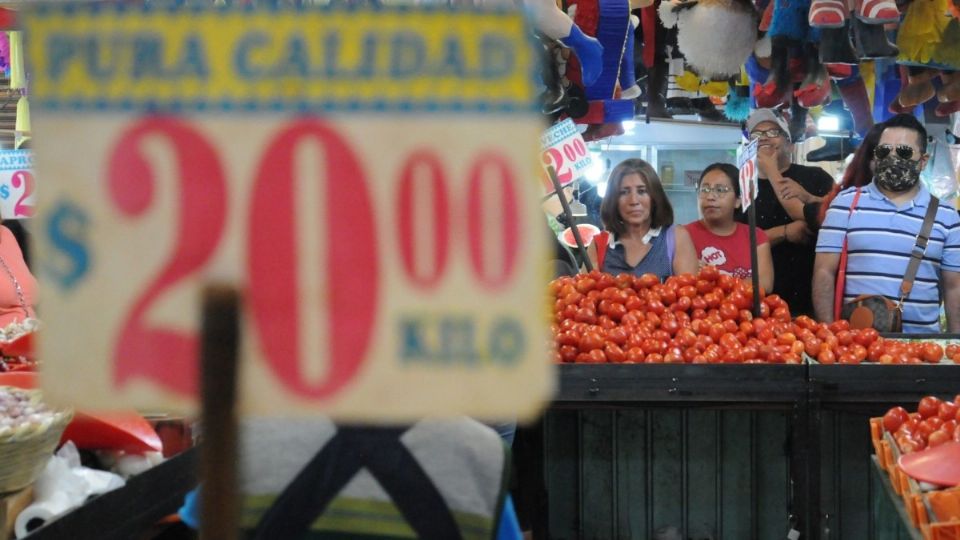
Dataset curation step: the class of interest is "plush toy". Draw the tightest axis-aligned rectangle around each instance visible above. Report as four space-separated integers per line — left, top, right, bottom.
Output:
657 0 758 79
525 0 605 86
563 0 641 139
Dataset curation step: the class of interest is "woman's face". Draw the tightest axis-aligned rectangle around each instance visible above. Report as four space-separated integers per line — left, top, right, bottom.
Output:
698 169 739 221
617 173 652 227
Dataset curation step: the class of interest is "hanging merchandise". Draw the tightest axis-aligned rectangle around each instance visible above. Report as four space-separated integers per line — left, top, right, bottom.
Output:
896 0 950 65
724 67 752 121
656 0 759 80
8 30 23 91
0 32 9 78
921 136 960 200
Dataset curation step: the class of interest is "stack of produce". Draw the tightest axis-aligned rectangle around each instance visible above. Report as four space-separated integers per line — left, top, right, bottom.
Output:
882 395 960 454
550 268 953 364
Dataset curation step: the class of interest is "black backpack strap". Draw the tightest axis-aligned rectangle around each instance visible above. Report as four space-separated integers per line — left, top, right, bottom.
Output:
252 425 462 540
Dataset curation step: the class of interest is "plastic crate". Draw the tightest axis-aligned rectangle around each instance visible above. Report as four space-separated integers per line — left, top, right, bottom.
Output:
921 488 960 540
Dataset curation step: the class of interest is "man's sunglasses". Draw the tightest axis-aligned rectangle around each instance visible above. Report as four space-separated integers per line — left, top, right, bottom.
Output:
874 144 919 161
749 128 784 140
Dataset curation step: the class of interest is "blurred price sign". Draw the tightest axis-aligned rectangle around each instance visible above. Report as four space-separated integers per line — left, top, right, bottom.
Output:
540 118 591 192
0 150 35 219
737 139 759 211
26 6 551 419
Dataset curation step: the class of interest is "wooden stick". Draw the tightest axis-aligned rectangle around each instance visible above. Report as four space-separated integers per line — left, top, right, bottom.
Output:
199 285 241 540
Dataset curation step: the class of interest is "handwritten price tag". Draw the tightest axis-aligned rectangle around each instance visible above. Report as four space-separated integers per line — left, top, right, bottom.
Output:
540 118 592 192
737 139 759 211
27 7 552 420
0 150 35 219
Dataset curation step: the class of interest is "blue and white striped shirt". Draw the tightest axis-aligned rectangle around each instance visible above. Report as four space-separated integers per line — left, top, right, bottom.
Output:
816 183 960 333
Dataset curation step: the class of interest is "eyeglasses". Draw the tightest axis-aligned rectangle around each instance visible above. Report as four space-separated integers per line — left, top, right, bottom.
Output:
697 185 734 196
749 128 784 140
874 144 918 161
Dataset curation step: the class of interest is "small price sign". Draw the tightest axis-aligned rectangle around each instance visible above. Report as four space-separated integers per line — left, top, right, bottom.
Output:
0 150 35 219
26 7 552 419
737 139 759 211
540 118 592 192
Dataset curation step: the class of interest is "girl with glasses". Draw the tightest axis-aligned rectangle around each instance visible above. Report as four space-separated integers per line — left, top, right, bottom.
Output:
686 163 774 292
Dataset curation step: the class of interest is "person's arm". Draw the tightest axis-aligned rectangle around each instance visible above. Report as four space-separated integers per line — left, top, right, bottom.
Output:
943 270 960 332
784 220 814 245
812 252 841 323
763 224 789 246
671 225 700 275
756 241 774 294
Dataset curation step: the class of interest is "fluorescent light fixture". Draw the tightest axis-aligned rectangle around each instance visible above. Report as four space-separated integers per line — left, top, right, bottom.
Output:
585 153 606 183
597 181 608 198
622 120 637 133
818 115 840 132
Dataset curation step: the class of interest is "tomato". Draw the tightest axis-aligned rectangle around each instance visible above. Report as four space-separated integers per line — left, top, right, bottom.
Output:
647 300 666 315
704 293 721 309
772 306 791 322
717 274 737 292
676 328 697 348
626 347 645 363
575 307 597 325
606 327 628 346
575 278 597 294
637 273 659 289
828 320 850 333
722 319 739 334
642 338 664 355
803 337 822 357
850 344 868 363
727 291 750 311
673 296 693 312
557 331 579 347
696 279 714 295
883 407 910 433
625 295 644 312
586 349 607 363
699 264 720 281
878 354 894 364
559 345 578 363
777 332 797 346
664 347 684 363
604 343 626 363
947 344 960 359
661 318 680 336
660 288 678 305
939 400 959 422
818 349 836 365
645 353 664 363
921 343 944 364
918 396 943 419
835 331 854 347
719 302 739 321
607 303 627 322
580 331 604 352
615 273 634 289
854 328 880 347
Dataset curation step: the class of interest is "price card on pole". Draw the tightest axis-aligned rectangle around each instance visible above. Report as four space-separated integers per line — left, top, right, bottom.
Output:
737 139 759 210
0 150 35 219
540 118 592 193
25 6 551 420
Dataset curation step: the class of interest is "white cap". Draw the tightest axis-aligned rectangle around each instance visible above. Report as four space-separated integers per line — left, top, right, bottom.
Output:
746 109 791 141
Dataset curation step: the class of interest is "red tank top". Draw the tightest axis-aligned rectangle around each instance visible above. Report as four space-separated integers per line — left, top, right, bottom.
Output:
684 221 767 280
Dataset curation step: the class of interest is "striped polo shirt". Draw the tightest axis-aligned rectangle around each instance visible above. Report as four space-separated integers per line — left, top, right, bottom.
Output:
816 183 960 333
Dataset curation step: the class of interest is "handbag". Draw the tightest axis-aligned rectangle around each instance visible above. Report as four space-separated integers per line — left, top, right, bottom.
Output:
836 192 940 332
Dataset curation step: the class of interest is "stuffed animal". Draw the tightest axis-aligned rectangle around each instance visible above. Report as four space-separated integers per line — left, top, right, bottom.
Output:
657 0 758 79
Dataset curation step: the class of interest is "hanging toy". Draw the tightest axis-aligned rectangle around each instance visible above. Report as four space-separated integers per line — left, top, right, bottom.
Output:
657 0 758 79
896 0 950 65
526 0 606 86
564 0 641 140
724 66 752 121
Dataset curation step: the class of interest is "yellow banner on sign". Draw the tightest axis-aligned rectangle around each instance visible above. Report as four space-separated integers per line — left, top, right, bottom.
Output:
25 8 536 110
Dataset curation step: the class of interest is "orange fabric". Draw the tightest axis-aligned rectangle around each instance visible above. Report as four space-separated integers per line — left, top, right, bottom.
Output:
0 226 35 327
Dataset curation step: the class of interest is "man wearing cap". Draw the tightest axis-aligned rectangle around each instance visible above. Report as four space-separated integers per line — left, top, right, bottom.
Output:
736 109 835 316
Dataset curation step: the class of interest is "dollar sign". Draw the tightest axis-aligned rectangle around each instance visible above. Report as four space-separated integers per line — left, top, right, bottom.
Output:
44 200 89 290
0 185 9 200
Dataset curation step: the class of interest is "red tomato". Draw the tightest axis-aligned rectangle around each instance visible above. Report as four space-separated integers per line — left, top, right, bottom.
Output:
854 328 880 346
835 331 854 347
637 273 659 289
883 407 910 433
828 320 850 334
878 354 894 364
850 344 868 363
644 353 663 363
626 347 645 363
580 331 604 352
575 307 597 325
777 332 797 345
699 265 720 281
559 345 578 363
575 278 597 294
586 349 607 363
625 296 644 312
818 349 836 365
608 303 627 322
606 327 628 346
918 396 943 419
938 400 959 422
604 343 626 363
921 343 944 363
803 337 822 357
719 302 738 321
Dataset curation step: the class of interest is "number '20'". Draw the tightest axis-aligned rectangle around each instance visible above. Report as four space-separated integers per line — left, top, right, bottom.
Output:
108 117 522 400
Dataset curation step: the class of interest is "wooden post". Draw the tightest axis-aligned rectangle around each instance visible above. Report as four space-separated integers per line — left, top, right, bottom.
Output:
199 285 241 540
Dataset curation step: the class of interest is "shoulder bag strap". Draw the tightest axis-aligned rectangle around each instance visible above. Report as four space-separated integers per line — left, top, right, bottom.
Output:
596 231 609 271
898 195 940 307
834 188 862 321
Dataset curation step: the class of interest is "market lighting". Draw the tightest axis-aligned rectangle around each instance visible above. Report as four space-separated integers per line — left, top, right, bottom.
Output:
622 120 637 134
585 153 606 183
817 115 840 132
597 181 608 198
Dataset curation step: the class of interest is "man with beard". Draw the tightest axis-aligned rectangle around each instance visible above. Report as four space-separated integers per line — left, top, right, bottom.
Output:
738 109 835 316
813 114 960 333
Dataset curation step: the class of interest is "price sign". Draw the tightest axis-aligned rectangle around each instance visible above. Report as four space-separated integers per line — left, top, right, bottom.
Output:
0 150 35 219
737 139 759 211
26 7 551 419
540 118 592 192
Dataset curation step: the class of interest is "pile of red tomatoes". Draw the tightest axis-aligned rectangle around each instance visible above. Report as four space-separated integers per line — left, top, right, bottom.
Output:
882 395 960 453
550 267 951 364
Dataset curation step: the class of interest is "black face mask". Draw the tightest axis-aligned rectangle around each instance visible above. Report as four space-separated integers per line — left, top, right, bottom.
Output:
875 155 923 192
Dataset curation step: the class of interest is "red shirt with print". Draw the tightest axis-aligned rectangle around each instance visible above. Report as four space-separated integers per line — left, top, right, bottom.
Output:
685 220 768 280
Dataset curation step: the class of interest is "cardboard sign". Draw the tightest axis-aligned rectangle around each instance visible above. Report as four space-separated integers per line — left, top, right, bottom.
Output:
540 118 592 192
737 139 759 210
26 7 551 419
0 150 35 219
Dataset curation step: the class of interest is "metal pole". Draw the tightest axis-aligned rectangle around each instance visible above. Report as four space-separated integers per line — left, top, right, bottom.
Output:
748 202 762 317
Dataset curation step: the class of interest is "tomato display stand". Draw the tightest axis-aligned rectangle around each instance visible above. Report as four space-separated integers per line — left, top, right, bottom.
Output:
539 359 960 540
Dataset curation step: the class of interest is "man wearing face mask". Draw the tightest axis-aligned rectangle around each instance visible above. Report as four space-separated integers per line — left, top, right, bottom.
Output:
812 114 960 333
737 109 835 316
